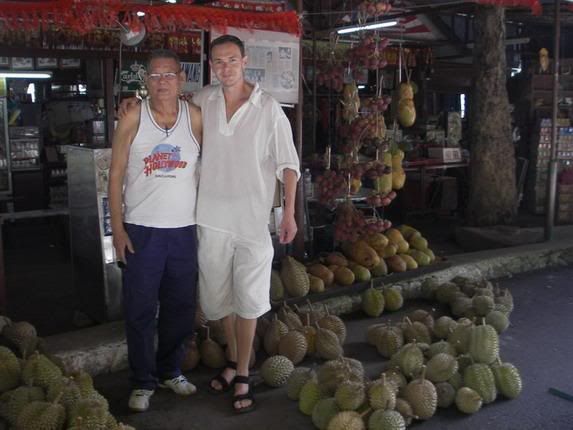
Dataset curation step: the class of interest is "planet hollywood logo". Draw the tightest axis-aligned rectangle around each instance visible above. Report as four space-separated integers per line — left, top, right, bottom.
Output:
143 144 187 176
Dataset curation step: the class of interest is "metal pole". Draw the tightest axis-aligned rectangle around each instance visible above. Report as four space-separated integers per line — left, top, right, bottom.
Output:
545 0 560 241
293 0 306 258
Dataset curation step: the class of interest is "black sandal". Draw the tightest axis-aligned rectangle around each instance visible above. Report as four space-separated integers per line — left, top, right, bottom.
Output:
233 375 256 414
209 360 236 394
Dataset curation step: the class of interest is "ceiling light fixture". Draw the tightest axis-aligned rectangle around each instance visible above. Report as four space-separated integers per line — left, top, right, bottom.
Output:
337 20 398 35
0 71 53 79
136 11 146 17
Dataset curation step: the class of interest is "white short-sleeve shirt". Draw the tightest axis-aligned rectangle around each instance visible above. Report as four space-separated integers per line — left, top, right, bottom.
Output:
193 83 300 242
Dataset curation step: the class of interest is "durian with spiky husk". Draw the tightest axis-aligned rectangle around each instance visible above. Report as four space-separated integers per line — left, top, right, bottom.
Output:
435 382 456 408
299 378 323 415
402 318 431 345
464 363 497 404
301 314 317 356
368 376 397 410
286 367 315 400
278 331 308 365
450 297 473 318
448 372 463 390
200 327 226 369
46 376 81 410
2 321 38 358
312 398 340 430
407 309 434 331
263 315 289 356
432 316 457 340
494 288 514 313
361 285 385 317
327 411 365 430
21 352 63 390
260 355 294 387
317 358 365 396
435 282 460 304
368 409 406 430
468 321 499 364
317 306 346 344
395 343 424 379
278 303 303 330
472 295 495 317
394 398 415 426
491 359 522 399
380 368 407 393
427 340 457 359
315 327 343 360
367 324 386 346
455 387 482 414
335 381 365 411
485 311 510 334
374 326 404 359
270 270 285 303
0 346 21 393
383 287 403 312
447 319 474 354
426 353 459 383
280 256 310 298
0 384 45 426
420 277 440 300
67 398 108 428
15 394 65 430
402 366 437 420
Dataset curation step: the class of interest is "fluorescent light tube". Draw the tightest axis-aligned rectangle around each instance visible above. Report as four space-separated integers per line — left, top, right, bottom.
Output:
0 71 52 79
337 20 398 35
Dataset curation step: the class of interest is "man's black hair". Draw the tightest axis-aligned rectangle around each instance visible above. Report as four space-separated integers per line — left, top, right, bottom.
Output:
209 35 245 59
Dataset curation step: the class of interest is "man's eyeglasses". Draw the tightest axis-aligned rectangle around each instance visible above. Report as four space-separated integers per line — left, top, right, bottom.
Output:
147 72 179 82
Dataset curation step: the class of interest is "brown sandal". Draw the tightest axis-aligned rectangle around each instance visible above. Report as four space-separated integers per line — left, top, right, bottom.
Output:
208 360 236 394
233 375 256 414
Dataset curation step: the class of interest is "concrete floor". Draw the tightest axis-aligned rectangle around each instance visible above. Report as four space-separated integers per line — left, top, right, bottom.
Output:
95 265 573 430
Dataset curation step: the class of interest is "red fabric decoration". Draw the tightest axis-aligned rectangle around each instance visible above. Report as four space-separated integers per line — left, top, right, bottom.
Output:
474 0 542 15
0 0 300 35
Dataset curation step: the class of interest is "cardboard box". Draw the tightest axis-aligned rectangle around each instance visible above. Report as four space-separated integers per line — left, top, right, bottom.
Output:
427 147 462 163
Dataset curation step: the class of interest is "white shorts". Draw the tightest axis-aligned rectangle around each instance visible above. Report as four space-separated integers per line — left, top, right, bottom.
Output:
198 226 274 320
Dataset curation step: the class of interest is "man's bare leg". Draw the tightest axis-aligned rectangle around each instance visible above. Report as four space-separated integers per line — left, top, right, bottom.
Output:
234 316 256 410
210 314 236 391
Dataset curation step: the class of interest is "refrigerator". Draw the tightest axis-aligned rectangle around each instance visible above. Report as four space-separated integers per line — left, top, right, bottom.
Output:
67 146 122 322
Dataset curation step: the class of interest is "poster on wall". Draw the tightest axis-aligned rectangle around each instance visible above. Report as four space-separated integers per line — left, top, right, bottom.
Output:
210 27 300 104
181 62 202 93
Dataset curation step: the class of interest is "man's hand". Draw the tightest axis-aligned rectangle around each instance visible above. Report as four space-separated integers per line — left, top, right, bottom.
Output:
117 97 141 120
113 227 135 264
279 212 297 244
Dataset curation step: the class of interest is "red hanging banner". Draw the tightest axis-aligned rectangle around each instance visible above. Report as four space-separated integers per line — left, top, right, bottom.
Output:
474 0 542 15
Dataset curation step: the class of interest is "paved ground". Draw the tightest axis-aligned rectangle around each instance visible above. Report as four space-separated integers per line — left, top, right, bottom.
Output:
95 265 573 430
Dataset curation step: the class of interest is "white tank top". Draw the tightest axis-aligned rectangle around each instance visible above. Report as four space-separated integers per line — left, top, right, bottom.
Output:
123 99 200 228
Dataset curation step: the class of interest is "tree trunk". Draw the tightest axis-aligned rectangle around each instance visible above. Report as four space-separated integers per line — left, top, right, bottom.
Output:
467 6 517 226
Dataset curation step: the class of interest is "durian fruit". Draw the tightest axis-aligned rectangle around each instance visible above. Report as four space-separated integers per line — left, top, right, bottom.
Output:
286 367 315 401
317 306 347 344
315 326 343 360
494 288 514 313
366 324 386 346
485 311 510 334
278 331 308 365
368 409 406 430
455 386 482 414
263 315 289 356
402 318 431 345
472 295 495 317
435 382 456 408
326 411 365 430
256 317 271 340
368 376 396 411
463 363 497 404
432 316 457 340
447 319 474 354
0 384 45 426
491 359 522 399
312 398 340 430
21 352 63 390
299 378 323 415
15 394 65 430
395 343 424 380
402 366 437 420
374 326 404 359
380 368 407 393
66 398 108 428
260 355 294 387
0 346 21 393
335 381 365 411
281 256 310 298
181 338 201 371
427 340 457 359
206 320 227 346
435 282 460 304
448 372 463 390
199 327 226 369
46 376 81 410
468 321 499 365
394 398 415 426
420 277 440 300
317 358 365 396
450 297 473 318
270 270 285 303
361 285 385 318
278 304 303 331
425 353 459 383
407 309 434 331
301 314 317 356
456 354 473 374
382 287 403 312
2 321 38 358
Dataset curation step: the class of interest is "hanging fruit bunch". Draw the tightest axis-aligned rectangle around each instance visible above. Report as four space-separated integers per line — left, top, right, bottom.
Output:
364 153 397 208
316 63 345 92
315 169 348 207
362 95 392 114
397 81 417 127
348 36 390 71
341 81 361 124
334 200 366 243
357 0 392 18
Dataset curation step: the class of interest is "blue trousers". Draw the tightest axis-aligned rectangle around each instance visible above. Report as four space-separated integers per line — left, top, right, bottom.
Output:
122 223 198 390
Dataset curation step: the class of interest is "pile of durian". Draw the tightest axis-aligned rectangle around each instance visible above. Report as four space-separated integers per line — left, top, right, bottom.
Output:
0 316 133 430
262 276 522 430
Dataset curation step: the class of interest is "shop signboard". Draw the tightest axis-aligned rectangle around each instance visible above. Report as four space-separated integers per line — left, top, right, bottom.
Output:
120 60 146 93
